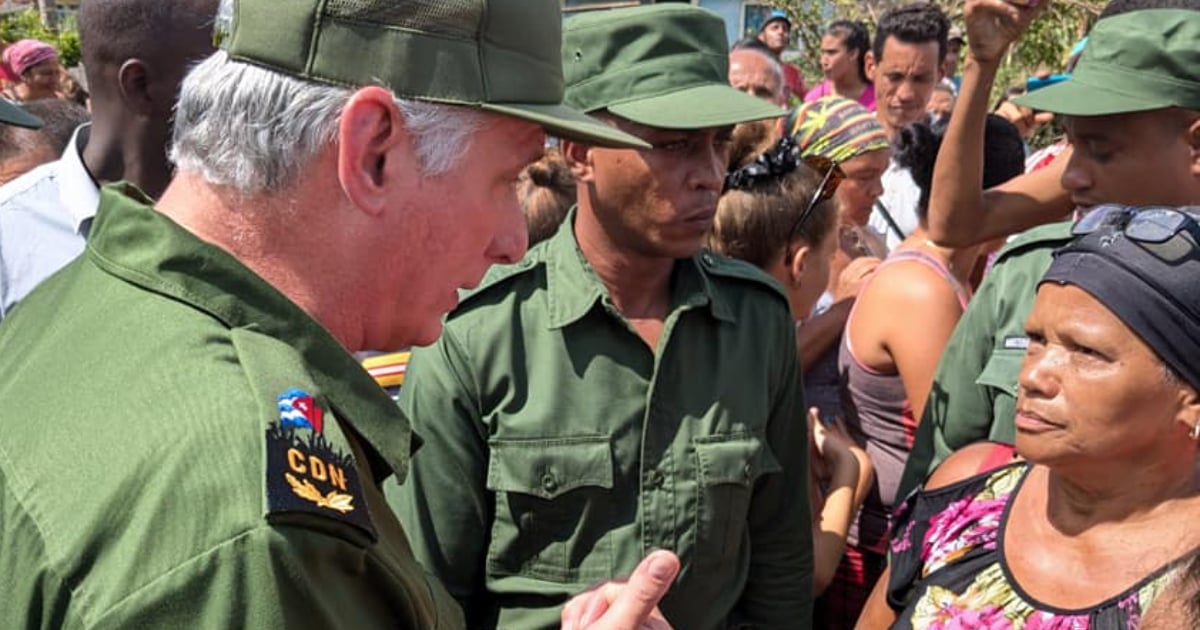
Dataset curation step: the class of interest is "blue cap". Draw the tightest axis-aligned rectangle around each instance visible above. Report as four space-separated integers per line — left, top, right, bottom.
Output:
762 9 790 30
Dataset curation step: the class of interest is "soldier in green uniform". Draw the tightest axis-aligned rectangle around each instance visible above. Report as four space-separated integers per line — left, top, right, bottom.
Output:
390 6 812 630
898 3 1200 498
0 0 685 628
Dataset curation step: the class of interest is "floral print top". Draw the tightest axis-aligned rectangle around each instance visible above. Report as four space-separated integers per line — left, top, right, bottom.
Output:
886 464 1192 629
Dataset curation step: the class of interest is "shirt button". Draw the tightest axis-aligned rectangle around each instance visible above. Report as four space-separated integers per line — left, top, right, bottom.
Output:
541 473 558 494
702 253 714 265
743 463 753 481
647 469 665 489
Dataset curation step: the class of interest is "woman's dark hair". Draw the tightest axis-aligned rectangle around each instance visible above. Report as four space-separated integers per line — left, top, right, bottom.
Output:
895 114 1025 222
826 20 871 85
517 148 576 247
710 155 837 269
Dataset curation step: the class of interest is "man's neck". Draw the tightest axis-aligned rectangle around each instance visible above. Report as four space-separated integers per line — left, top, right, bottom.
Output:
573 206 675 320
81 118 170 199
156 172 362 350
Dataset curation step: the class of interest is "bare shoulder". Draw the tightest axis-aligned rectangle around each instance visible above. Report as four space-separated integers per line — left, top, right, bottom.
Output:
924 442 1018 491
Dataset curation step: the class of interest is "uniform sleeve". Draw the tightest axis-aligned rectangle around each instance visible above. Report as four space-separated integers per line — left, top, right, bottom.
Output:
897 270 1002 500
732 308 814 627
387 327 495 627
90 525 463 630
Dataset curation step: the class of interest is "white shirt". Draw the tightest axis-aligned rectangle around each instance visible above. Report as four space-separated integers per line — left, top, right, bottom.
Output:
868 158 922 251
0 124 100 319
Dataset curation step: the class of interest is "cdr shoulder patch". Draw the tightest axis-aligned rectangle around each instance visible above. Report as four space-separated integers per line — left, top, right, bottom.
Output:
265 389 375 541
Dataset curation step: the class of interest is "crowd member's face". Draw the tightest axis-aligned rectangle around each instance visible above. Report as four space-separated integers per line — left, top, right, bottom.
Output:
944 39 963 77
867 37 943 133
927 88 954 121
728 50 784 107
1061 110 1200 210
23 60 60 95
1015 283 1196 469
390 114 541 347
819 34 857 84
834 149 889 226
758 20 790 55
583 117 731 260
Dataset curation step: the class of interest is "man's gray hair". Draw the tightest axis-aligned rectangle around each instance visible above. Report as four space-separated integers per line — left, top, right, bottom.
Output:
170 50 485 194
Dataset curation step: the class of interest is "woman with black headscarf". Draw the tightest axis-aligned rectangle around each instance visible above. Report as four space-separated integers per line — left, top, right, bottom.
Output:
858 206 1200 628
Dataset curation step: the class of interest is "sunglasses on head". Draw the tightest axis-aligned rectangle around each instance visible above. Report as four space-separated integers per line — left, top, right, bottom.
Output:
1073 204 1200 244
723 138 845 241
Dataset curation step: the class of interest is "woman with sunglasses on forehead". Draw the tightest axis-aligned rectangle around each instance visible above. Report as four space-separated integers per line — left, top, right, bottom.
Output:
710 135 877 601
835 115 1025 615
857 206 1200 628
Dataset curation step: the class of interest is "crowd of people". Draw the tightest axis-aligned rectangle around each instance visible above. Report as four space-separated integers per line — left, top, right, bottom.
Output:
0 0 1198 628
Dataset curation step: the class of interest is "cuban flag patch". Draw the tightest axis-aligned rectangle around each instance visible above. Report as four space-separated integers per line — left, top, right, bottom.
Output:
278 388 324 433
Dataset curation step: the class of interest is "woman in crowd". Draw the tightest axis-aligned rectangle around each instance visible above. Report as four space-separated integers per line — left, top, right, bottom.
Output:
858 206 1200 627
785 96 890 428
805 21 875 111
2 39 62 102
830 114 1024 625
710 136 874 597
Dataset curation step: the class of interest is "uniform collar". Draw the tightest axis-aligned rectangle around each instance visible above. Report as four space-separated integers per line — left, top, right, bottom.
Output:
544 208 734 330
86 184 415 483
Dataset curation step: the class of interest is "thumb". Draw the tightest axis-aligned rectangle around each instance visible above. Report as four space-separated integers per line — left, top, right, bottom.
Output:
602 550 680 624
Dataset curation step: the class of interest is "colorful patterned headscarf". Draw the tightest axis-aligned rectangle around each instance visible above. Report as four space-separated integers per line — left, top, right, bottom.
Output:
3 39 58 78
784 95 889 164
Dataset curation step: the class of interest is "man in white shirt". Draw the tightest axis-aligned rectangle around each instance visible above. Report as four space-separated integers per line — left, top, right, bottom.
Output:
863 3 950 249
0 0 216 318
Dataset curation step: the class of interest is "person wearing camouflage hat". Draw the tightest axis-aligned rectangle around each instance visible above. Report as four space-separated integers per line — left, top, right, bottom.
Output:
393 5 814 629
0 0 678 628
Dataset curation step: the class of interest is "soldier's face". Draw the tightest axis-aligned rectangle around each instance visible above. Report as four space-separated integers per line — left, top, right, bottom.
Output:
392 115 542 348
1061 110 1200 211
583 116 733 260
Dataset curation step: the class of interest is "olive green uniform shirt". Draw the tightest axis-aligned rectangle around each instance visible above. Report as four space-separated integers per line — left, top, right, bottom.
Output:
897 221 1073 498
390 216 814 630
0 185 463 629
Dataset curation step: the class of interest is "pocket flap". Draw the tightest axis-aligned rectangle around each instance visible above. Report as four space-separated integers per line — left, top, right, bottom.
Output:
694 435 781 487
486 435 614 500
976 348 1026 397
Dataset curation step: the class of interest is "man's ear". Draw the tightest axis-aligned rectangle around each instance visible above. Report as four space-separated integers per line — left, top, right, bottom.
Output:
863 51 877 82
1187 115 1200 178
337 86 408 217
561 138 596 183
117 59 153 115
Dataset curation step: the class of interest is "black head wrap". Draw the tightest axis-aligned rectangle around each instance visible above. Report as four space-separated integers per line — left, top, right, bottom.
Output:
1040 206 1200 391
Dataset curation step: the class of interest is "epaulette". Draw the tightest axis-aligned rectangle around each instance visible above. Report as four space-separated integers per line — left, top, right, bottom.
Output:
992 220 1074 264
452 255 542 311
696 249 790 305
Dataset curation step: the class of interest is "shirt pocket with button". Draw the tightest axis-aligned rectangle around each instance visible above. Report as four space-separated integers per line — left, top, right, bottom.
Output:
484 435 615 584
692 433 781 566
976 348 1024 402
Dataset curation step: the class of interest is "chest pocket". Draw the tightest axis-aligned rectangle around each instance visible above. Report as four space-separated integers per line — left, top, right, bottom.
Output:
693 434 781 565
485 435 614 584
976 348 1025 399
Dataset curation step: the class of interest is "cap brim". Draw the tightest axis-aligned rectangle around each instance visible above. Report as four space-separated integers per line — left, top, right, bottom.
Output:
1013 78 1167 116
0 100 43 129
483 102 650 149
607 84 785 130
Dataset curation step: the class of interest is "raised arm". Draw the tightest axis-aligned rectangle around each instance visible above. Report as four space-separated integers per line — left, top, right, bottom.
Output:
925 0 1071 247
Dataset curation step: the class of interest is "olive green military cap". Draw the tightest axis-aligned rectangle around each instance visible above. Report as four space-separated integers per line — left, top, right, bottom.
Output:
1015 9 1200 116
218 0 648 149
563 4 785 130
0 99 42 129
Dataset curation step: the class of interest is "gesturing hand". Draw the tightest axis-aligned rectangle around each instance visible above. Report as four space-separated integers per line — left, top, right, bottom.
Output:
964 0 1049 65
561 549 680 630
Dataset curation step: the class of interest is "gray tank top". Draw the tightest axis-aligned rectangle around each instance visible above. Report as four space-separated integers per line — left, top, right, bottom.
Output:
838 249 971 553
